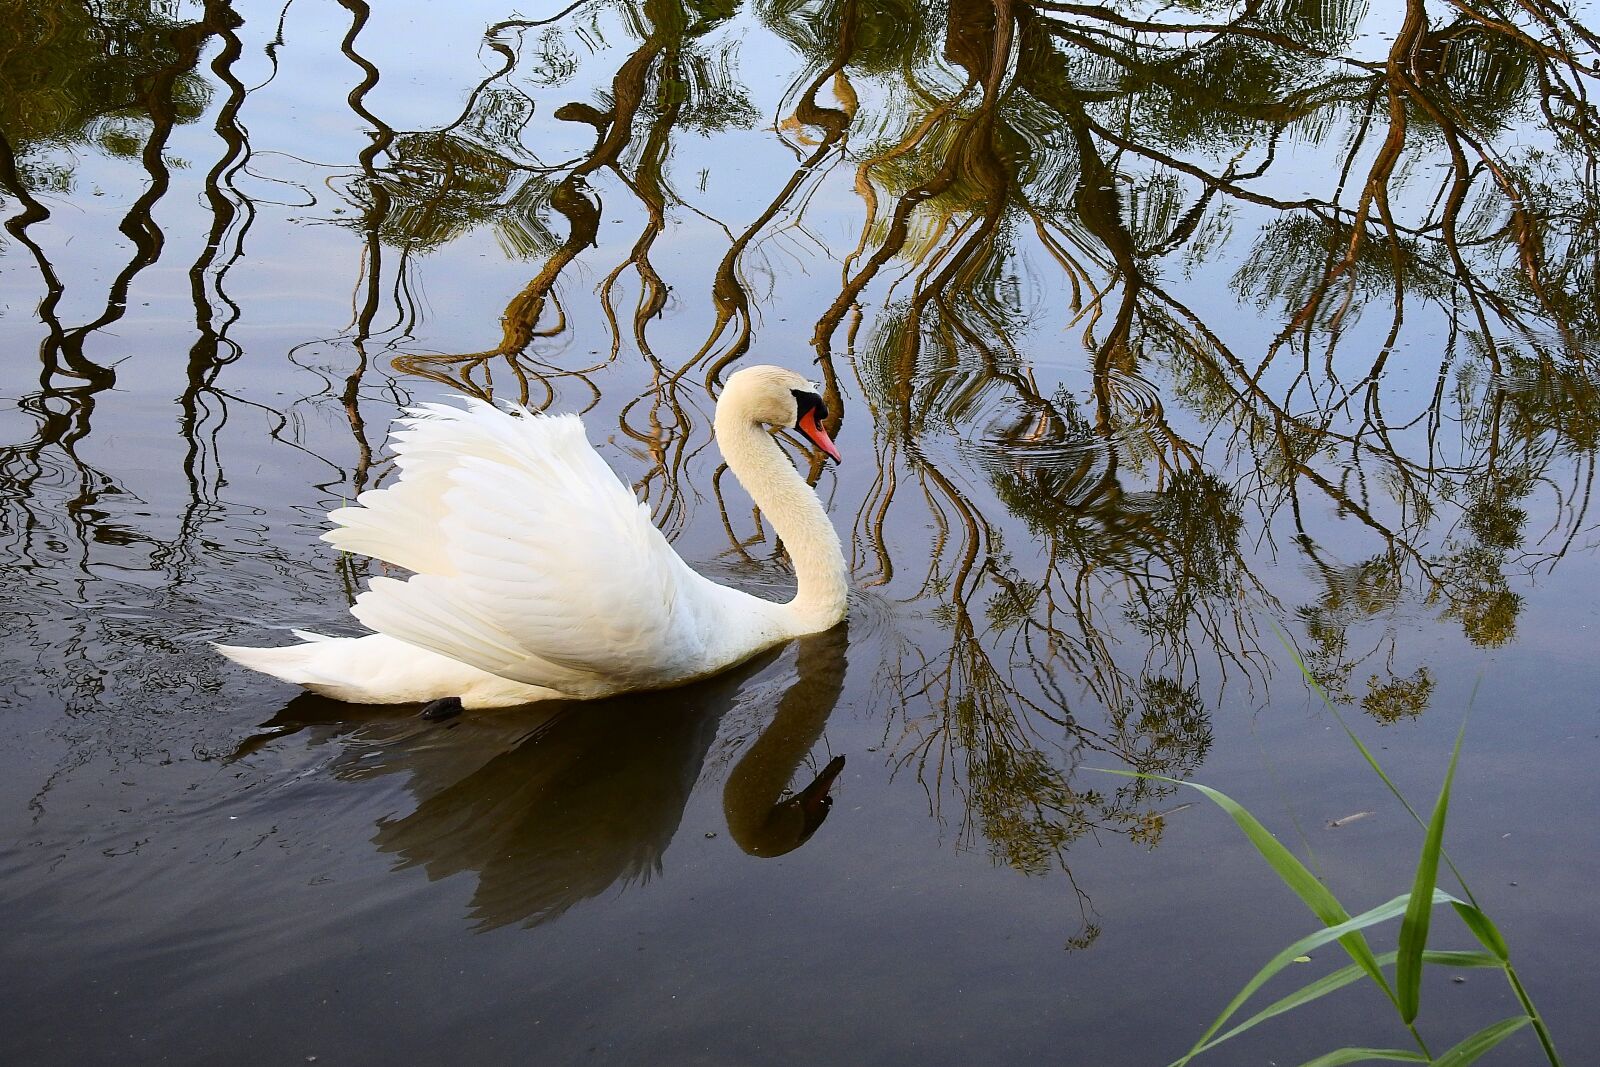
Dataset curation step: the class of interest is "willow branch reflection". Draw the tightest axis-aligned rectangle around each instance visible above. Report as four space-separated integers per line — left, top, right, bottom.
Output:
9 0 1600 940
0 0 399 752
307 0 1600 892
235 628 849 930
1 0 227 575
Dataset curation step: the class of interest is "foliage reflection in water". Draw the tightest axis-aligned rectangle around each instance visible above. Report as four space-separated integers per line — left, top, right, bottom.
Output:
2 0 1599 1061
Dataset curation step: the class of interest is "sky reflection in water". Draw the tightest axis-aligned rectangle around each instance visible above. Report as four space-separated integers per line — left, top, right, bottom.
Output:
2 1 1599 1063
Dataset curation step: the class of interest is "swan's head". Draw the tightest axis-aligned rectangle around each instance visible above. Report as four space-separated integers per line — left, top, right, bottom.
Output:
731 754 848 858
721 364 842 463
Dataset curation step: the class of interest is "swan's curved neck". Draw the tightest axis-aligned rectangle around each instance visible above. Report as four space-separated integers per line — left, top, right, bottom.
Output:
723 629 848 856
715 406 848 635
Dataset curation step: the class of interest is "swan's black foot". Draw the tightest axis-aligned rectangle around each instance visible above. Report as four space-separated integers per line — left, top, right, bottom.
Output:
419 696 464 722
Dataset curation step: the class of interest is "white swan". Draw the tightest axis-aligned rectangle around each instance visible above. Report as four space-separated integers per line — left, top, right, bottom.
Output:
216 365 848 708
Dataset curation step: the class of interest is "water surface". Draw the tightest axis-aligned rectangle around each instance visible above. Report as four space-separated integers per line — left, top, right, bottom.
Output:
2 1 1598 1063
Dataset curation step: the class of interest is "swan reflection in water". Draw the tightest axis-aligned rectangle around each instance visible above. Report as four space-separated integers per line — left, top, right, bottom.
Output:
234 626 849 929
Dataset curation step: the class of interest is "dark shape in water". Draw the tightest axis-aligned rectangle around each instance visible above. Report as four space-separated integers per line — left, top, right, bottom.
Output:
233 627 849 929
419 696 463 722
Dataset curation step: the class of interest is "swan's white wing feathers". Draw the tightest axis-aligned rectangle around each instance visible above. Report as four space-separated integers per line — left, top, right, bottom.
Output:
323 401 497 575
327 402 730 694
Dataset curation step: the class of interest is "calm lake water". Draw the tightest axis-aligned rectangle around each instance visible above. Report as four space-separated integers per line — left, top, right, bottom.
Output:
2 1 1597 1063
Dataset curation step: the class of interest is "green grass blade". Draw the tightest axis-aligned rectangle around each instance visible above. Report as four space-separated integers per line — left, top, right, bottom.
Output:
1277 631 1484 903
1431 1015 1534 1066
1187 949 1504 1061
1421 950 1503 969
1100 769 1398 1005
1278 631 1562 1066
1504 966 1565 1066
1160 891 1455 1066
1188 960 1371 1057
1450 902 1510 961
1396 720 1467 1022
1277 636 1427 819
1298 1049 1429 1066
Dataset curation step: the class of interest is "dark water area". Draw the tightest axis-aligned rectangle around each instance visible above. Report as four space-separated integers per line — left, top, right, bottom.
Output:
2 1 1597 1063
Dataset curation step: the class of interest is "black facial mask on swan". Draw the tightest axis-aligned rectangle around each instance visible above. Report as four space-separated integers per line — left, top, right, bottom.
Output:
790 389 841 463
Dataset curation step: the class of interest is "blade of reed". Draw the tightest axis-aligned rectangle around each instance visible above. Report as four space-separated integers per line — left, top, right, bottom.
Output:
1276 632 1476 891
1419 950 1502 969
1298 1049 1429 1066
1278 637 1430 824
1396 720 1467 1023
1155 887 1457 1065
1100 770 1400 1009
1279 630 1563 1065
1184 949 1499 1060
1180 961 1372 1063
1431 1015 1533 1066
1449 902 1510 961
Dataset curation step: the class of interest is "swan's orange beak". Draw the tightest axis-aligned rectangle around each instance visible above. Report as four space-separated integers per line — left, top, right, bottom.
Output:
797 409 842 463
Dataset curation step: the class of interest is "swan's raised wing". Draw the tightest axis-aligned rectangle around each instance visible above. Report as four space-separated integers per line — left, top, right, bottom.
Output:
324 400 734 695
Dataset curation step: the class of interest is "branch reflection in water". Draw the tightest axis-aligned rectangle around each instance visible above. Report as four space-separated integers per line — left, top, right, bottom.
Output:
231 628 849 930
3 0 1600 953
308 0 1600 898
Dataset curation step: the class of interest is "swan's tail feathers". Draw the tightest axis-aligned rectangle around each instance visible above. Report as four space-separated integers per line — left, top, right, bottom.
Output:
213 633 565 708
213 639 335 689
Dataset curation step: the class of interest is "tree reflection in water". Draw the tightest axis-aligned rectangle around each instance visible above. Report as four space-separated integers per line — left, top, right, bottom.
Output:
4 0 1600 928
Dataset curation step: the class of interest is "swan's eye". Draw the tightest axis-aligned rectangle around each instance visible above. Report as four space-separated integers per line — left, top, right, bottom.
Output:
790 389 828 423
